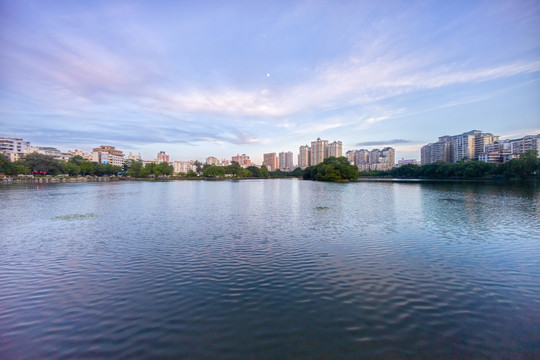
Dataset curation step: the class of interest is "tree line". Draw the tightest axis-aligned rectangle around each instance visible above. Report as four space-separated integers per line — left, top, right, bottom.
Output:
3 151 538 180
360 151 540 179
0 153 174 177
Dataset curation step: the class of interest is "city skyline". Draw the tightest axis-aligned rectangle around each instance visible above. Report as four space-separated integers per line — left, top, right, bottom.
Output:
1 1 539 163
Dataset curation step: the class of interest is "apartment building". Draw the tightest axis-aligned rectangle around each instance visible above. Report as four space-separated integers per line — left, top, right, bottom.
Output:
278 151 294 171
92 145 125 167
263 153 278 171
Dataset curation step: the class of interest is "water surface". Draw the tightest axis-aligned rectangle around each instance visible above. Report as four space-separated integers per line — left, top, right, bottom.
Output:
1 180 539 359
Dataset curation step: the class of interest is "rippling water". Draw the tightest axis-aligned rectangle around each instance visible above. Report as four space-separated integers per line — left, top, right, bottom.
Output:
1 179 539 359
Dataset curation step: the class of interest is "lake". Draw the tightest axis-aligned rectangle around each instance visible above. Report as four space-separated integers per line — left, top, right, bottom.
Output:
1 179 539 359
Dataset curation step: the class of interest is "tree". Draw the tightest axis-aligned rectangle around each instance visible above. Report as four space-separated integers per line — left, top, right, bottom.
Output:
289 167 305 177
193 160 203 173
63 161 80 176
246 166 260 177
126 160 143 177
203 165 226 177
303 156 359 181
0 153 15 175
18 153 62 175
156 162 173 177
69 155 84 166
186 169 198 178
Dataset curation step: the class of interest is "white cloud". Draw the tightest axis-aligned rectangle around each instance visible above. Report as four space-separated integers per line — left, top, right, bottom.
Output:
152 58 540 120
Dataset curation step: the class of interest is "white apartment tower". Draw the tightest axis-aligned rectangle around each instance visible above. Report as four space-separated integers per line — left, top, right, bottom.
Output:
298 145 310 169
0 137 30 161
310 138 328 166
328 141 343 158
278 151 294 171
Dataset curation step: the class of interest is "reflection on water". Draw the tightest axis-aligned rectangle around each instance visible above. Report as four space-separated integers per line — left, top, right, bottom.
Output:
0 179 539 359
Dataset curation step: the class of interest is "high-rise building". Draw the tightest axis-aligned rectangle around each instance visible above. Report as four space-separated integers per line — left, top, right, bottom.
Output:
351 147 395 171
354 149 370 166
346 150 356 164
328 141 343 158
231 154 251 167
298 145 310 169
263 153 278 171
278 151 294 171
92 145 124 167
0 137 30 162
421 136 452 165
310 138 329 165
510 135 540 156
421 130 498 164
381 147 395 166
369 149 380 164
479 134 540 163
452 131 478 162
206 156 220 165
157 151 169 163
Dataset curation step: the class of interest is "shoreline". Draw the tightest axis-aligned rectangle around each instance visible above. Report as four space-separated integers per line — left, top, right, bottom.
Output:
2 175 538 185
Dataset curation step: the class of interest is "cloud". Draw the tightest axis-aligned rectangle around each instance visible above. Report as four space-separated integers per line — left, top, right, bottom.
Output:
146 58 540 120
355 139 412 146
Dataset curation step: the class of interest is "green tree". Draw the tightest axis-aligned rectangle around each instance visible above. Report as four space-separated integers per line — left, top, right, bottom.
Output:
186 169 198 178
79 161 94 175
289 167 305 177
18 153 62 175
63 161 80 176
69 155 84 166
246 166 260 177
303 156 359 181
126 160 143 177
0 153 15 175
203 165 226 177
156 162 173 177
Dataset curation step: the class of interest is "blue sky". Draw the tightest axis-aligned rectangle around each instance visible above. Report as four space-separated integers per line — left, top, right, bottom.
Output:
1 0 539 163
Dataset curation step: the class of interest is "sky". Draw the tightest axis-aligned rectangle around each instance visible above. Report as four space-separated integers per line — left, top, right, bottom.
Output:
1 0 539 163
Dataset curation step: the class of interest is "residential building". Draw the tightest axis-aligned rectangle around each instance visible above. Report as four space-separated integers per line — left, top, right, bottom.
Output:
126 152 142 161
68 149 93 160
206 156 220 165
157 151 169 163
173 161 197 175
397 158 419 167
421 130 498 164
0 137 30 161
298 145 310 169
354 149 370 166
310 138 328 165
278 151 294 171
421 136 453 165
510 135 540 156
381 147 395 166
479 134 540 163
92 145 125 167
328 141 343 158
369 149 380 164
25 146 71 161
345 150 356 165
231 154 251 167
351 147 396 171
263 153 278 171
478 152 504 164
